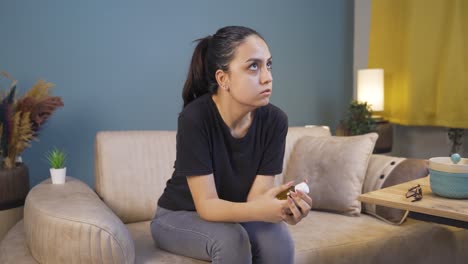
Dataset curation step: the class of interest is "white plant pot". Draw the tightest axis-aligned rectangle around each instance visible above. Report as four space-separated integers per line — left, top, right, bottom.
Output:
50 167 66 184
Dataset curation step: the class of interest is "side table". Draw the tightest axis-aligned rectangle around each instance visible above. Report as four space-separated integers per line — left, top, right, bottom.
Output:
358 177 468 227
0 164 29 241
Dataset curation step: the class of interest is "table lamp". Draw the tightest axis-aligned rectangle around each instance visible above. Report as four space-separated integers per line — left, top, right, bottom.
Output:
357 68 393 153
357 69 384 115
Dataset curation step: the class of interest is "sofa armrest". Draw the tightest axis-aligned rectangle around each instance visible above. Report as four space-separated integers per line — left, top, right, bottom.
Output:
362 155 429 224
24 177 135 264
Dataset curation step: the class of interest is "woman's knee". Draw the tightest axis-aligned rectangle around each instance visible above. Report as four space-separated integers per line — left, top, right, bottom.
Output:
241 222 294 263
151 213 252 263
211 223 252 263
262 224 294 258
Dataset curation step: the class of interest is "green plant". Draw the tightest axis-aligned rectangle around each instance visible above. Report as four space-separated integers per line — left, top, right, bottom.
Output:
341 101 376 135
45 147 67 169
448 128 464 155
0 71 64 169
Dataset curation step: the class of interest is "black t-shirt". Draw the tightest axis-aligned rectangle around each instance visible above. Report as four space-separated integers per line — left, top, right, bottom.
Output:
157 93 288 211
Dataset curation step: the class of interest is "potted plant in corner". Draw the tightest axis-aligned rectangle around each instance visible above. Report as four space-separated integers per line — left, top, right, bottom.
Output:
336 101 376 136
0 71 64 238
45 147 67 184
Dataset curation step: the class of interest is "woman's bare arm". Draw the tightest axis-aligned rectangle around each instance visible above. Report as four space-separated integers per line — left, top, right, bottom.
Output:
187 174 291 223
246 175 277 201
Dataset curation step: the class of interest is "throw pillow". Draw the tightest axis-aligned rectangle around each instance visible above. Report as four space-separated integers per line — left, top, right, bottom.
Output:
284 133 378 216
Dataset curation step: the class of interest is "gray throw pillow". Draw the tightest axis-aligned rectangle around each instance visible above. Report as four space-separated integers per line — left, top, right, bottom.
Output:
284 133 378 216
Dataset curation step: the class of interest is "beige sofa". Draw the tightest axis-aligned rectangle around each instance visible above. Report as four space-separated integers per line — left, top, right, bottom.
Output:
1 126 468 264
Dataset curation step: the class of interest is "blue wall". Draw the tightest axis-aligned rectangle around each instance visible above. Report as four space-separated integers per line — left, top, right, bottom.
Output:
0 0 354 188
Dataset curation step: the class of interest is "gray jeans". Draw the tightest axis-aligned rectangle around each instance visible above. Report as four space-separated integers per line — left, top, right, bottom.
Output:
150 207 294 264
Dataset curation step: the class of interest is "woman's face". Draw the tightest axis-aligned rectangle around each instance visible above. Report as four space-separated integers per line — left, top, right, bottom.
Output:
224 35 273 108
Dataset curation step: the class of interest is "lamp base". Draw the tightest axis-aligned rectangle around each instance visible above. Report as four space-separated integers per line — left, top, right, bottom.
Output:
373 119 393 154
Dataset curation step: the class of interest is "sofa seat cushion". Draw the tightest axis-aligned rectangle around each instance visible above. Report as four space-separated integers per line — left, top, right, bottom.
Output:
0 220 37 264
3 212 468 264
128 211 468 264
126 221 208 264
291 212 468 264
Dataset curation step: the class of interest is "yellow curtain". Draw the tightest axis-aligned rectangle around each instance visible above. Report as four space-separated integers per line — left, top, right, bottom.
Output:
369 0 468 128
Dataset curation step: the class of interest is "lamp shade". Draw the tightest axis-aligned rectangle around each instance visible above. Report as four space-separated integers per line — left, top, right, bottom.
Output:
357 69 384 111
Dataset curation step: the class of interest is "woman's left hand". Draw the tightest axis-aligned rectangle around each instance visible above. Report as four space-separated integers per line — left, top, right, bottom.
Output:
282 190 313 225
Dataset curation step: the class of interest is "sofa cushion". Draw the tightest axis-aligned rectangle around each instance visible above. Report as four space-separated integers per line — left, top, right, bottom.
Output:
94 127 331 224
0 220 37 264
126 221 208 264
124 211 468 264
4 213 468 264
276 126 332 186
284 133 378 216
95 131 178 224
24 177 135 264
290 211 468 264
362 155 429 224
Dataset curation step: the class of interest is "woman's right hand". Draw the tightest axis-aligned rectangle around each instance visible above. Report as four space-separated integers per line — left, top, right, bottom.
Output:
249 182 294 223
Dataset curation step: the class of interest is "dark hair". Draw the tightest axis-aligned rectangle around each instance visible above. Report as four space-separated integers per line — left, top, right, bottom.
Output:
182 26 264 108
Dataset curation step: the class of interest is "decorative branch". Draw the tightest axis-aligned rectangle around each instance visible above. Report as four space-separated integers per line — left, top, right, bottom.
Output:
0 72 64 169
448 128 464 155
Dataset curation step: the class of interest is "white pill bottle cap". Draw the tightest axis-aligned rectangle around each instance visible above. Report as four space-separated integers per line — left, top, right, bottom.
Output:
295 182 309 194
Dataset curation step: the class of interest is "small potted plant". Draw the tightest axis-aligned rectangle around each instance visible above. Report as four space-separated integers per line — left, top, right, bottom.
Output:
45 147 67 184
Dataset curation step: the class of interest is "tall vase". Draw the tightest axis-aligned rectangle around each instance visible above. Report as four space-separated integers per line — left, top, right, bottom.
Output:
0 163 29 240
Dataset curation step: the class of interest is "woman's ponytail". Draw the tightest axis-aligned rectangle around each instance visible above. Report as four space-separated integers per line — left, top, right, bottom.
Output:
182 36 212 108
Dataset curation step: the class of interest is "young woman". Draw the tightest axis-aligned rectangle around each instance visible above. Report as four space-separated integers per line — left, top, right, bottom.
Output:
151 26 313 264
